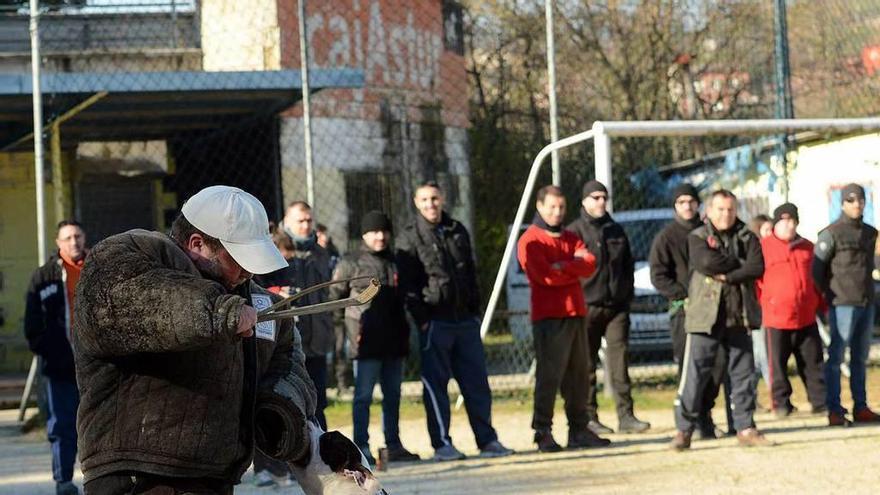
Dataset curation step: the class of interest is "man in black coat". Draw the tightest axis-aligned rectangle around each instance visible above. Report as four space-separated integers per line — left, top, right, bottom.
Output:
567 180 650 434
330 211 420 465
24 220 88 495
649 184 728 438
397 181 513 461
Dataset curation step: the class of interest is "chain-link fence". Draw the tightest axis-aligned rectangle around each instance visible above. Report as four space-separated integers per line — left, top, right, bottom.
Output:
2 1 880 405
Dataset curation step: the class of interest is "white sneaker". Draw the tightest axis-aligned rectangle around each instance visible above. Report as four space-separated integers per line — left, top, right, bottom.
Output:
433 444 466 461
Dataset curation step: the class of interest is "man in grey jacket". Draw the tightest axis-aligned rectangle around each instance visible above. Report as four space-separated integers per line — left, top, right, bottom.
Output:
74 186 317 494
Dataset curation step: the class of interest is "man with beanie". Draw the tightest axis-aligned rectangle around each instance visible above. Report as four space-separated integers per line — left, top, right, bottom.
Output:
329 211 420 465
73 186 317 493
567 180 650 434
758 203 826 418
518 185 610 452
277 200 335 429
813 183 880 426
397 181 513 461
671 189 771 450
25 220 88 495
649 184 729 439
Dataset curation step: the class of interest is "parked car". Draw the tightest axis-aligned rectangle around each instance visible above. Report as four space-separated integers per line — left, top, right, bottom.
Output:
614 208 675 358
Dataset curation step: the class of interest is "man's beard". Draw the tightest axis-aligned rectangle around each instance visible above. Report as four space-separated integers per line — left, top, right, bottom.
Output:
193 255 247 290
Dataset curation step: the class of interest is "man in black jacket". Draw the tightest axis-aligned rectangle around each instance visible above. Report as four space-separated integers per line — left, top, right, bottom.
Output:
813 183 880 426
567 180 650 434
24 220 87 495
330 211 420 465
649 184 728 438
671 189 771 450
279 201 335 429
74 186 317 494
397 181 513 461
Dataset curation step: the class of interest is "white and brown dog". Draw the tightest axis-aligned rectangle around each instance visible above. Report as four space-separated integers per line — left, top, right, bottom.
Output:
290 422 389 495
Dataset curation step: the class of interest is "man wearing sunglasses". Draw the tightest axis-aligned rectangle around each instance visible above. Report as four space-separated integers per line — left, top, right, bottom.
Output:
813 183 880 426
567 180 650 435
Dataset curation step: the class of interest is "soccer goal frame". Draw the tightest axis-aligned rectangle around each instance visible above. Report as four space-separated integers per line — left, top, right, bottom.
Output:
481 117 880 338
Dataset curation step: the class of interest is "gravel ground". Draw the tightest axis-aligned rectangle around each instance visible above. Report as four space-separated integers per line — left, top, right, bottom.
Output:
3 380 880 495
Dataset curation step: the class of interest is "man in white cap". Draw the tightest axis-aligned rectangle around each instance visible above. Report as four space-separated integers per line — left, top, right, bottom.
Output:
73 186 318 494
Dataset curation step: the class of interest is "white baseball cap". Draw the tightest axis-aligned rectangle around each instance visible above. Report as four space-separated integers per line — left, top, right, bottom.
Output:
181 185 288 275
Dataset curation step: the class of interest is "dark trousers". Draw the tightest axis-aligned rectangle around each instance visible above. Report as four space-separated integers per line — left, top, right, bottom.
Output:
671 311 731 430
419 318 498 450
84 472 233 495
585 306 634 419
305 355 328 430
45 376 79 483
334 323 355 390
675 327 756 432
766 324 826 411
531 317 590 433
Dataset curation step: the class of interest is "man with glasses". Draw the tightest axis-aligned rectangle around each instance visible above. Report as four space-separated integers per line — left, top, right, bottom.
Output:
813 183 880 426
568 180 650 434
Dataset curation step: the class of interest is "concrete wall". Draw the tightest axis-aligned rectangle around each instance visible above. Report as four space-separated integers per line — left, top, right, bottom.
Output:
0 153 61 374
200 0 281 71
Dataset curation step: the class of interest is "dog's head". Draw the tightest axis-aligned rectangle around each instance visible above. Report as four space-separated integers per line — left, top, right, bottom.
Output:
294 428 388 495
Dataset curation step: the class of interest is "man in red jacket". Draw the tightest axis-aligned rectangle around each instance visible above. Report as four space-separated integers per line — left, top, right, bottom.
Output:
518 185 610 452
758 203 826 417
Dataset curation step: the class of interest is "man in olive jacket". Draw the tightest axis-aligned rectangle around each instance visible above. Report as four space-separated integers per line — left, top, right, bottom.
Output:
74 186 317 494
671 189 770 450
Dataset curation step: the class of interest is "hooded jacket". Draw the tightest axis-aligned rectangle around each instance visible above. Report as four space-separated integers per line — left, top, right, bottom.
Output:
73 230 316 484
759 233 824 330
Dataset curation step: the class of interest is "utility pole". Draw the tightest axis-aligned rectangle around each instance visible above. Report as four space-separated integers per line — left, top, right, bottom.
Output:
773 0 794 200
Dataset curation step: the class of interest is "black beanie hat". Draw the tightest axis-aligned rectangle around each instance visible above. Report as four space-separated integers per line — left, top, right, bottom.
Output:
842 183 866 203
672 183 700 205
361 211 392 235
582 180 608 199
773 203 799 224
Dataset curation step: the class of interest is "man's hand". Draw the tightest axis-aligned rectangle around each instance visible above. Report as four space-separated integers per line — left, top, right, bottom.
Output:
237 305 257 338
712 274 727 283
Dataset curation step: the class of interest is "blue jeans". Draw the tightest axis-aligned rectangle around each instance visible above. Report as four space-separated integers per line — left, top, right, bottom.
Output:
352 358 403 453
420 318 497 450
45 376 79 483
826 305 875 414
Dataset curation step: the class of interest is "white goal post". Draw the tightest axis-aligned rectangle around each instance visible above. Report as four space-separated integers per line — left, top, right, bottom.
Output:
480 117 880 338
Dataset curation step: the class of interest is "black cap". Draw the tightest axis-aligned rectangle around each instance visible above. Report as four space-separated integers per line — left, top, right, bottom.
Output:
361 211 392 235
773 202 799 224
582 180 608 199
672 183 700 205
842 183 866 203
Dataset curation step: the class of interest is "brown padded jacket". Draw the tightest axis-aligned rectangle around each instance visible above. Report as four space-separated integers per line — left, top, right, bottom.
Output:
73 230 316 484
